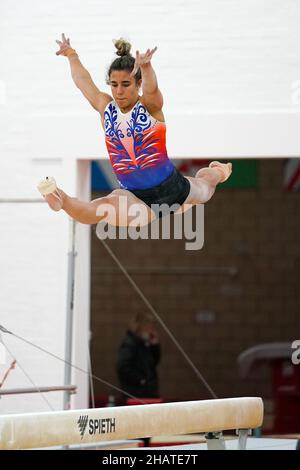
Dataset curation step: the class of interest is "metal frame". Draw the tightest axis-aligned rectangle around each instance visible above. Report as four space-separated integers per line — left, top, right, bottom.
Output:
0 385 76 396
205 428 251 450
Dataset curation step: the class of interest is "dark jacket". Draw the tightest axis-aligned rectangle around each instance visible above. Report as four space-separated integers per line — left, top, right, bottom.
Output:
116 330 161 398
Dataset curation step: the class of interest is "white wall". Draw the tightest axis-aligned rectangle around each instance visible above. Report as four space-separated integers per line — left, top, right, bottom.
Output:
0 201 69 413
0 0 300 414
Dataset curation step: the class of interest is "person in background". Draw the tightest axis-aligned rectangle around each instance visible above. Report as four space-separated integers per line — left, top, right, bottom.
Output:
116 312 161 402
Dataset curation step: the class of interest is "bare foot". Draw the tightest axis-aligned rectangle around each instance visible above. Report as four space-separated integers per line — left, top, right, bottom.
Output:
37 177 63 211
209 161 232 183
45 189 64 211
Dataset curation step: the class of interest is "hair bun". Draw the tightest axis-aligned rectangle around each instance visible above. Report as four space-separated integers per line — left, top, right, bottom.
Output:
112 38 131 57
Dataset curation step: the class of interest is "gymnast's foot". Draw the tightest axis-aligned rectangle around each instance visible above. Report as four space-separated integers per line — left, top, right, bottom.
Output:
209 161 232 183
37 177 64 211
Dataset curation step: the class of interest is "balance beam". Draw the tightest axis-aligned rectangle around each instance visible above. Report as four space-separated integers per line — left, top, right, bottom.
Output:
0 397 263 450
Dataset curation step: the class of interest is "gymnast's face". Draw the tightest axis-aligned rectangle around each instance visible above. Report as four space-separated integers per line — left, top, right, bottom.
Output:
109 70 142 110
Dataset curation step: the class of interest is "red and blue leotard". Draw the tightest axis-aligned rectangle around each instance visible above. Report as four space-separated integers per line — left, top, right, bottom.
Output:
103 99 175 190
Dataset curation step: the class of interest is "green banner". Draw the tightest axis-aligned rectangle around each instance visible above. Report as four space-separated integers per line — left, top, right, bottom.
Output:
220 160 258 189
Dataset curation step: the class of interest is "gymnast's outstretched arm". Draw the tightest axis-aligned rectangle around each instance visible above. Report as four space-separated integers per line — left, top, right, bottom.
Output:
55 33 112 116
131 47 163 111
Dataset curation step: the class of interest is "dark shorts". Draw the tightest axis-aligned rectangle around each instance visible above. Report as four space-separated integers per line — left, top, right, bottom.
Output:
130 167 191 218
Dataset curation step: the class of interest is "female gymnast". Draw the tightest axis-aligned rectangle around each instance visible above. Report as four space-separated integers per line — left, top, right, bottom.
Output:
38 33 232 226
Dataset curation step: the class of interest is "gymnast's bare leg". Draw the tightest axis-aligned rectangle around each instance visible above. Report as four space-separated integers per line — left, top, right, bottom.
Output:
39 160 231 225
43 186 156 227
175 161 232 215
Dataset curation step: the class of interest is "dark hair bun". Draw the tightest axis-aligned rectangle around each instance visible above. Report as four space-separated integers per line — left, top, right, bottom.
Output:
112 38 132 57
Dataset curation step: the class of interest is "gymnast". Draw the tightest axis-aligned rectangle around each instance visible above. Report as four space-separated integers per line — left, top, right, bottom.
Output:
38 33 232 226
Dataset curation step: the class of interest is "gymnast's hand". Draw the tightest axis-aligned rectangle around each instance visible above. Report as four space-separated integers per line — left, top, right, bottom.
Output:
130 46 158 77
55 33 73 56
